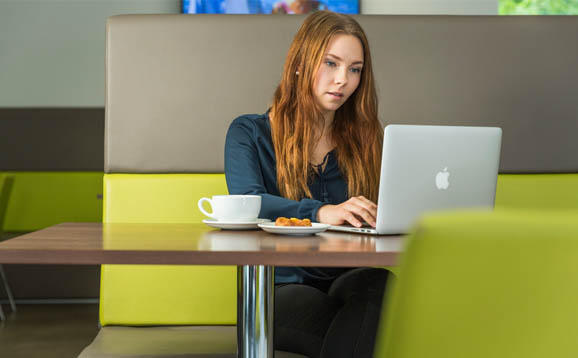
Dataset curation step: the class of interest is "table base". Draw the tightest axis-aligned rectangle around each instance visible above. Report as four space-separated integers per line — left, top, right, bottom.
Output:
238 265 275 358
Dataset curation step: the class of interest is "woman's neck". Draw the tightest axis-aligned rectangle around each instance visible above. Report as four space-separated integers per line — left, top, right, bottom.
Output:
311 111 335 168
322 110 335 133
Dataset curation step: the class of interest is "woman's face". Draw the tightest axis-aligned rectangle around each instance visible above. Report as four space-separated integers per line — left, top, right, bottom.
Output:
312 34 364 116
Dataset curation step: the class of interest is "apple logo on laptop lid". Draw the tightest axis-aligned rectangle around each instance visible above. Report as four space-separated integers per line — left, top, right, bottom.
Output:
436 167 450 190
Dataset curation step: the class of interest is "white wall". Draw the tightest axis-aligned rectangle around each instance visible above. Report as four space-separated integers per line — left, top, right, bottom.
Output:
361 0 498 15
0 0 180 107
0 0 499 107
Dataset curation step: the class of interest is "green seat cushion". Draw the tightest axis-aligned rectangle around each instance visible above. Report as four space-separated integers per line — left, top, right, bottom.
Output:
78 326 308 358
101 174 236 326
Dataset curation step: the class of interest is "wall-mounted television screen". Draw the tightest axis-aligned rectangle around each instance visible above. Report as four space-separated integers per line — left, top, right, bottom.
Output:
183 0 359 14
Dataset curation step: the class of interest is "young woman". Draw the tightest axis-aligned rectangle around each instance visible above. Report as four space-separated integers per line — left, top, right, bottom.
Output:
225 10 388 358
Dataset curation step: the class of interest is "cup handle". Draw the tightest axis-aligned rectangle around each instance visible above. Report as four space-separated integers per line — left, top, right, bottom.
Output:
198 197 215 219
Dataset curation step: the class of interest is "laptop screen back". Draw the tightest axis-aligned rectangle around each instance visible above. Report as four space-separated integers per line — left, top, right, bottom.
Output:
375 125 502 234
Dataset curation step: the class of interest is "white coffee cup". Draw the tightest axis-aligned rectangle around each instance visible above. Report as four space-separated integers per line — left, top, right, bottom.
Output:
198 195 261 222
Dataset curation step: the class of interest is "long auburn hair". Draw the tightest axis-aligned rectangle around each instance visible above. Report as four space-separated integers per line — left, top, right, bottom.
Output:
270 10 383 202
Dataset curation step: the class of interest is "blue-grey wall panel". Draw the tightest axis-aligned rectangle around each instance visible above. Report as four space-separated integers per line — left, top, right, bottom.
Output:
0 108 104 171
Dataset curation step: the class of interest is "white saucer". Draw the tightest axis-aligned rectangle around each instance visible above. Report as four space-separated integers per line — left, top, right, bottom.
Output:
258 222 330 236
203 218 271 230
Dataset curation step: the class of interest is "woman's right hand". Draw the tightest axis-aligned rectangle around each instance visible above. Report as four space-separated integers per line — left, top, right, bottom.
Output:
316 196 378 228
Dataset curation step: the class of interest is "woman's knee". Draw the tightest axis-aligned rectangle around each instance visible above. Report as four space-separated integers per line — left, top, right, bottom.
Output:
328 268 389 304
275 284 340 333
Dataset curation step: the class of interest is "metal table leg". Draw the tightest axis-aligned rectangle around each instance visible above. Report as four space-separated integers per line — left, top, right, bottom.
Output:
0 264 16 321
238 265 275 358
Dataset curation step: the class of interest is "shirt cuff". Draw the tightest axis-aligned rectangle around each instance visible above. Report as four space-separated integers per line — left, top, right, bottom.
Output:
309 201 326 223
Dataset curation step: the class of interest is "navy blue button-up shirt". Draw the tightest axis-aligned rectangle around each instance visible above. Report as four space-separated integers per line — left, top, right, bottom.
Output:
224 112 351 284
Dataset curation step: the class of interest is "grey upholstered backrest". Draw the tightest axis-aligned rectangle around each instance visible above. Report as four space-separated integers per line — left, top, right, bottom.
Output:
105 14 578 174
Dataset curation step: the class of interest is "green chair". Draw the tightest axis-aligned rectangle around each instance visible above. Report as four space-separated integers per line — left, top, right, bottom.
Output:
78 174 305 357
374 209 578 358
0 175 17 320
78 173 238 357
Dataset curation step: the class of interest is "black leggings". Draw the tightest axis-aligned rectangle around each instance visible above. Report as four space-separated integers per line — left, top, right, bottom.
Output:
274 268 389 358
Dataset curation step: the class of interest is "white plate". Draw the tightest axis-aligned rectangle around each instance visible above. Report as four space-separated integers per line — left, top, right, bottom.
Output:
258 222 330 236
203 218 271 230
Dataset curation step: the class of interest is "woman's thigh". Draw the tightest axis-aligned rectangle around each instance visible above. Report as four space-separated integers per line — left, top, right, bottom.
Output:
275 284 340 358
320 268 389 358
274 269 389 358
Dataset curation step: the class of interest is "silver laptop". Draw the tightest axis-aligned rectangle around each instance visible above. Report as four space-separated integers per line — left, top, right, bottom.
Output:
329 124 502 235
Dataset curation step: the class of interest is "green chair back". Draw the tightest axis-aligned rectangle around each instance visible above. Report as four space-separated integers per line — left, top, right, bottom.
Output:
495 174 578 211
0 175 14 235
0 171 102 232
375 210 578 358
100 174 237 326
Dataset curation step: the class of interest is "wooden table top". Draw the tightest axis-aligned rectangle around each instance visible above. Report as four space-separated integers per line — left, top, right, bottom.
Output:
0 223 404 267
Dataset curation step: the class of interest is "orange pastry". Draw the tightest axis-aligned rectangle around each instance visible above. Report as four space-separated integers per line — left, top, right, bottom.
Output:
275 217 312 227
275 217 292 226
